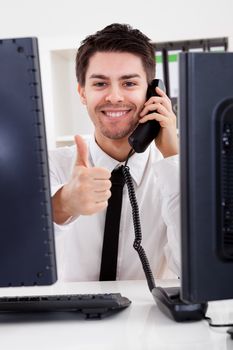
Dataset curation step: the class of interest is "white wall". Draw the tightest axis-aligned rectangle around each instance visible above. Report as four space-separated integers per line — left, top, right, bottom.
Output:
1 0 233 147
1 0 233 46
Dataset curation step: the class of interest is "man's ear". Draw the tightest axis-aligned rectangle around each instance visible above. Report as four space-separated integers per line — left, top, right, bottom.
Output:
77 84 87 105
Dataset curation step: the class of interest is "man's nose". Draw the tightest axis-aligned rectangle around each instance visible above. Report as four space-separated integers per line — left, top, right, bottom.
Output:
105 86 124 104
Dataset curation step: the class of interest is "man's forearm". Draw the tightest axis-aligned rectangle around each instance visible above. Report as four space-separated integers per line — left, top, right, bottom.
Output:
52 186 74 225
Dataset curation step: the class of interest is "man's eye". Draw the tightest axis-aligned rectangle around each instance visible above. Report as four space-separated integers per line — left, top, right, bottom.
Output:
93 82 107 87
123 81 137 87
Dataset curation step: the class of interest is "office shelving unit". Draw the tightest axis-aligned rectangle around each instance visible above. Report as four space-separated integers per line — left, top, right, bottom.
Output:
153 37 228 114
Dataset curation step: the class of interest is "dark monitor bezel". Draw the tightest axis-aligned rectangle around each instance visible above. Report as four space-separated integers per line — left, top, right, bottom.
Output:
0 37 57 286
179 52 233 303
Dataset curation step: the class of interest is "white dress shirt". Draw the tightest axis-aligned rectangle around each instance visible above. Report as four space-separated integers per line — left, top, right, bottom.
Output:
49 135 180 282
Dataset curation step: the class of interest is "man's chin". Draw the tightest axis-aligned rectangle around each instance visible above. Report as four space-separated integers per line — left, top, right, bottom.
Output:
102 130 133 140
100 124 138 141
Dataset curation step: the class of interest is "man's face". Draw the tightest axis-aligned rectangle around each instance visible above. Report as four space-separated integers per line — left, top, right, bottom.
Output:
78 52 148 142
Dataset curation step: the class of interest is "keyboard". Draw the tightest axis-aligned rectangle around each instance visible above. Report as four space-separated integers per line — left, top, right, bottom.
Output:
0 293 131 318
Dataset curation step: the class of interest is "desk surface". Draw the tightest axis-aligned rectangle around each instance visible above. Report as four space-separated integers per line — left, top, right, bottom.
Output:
0 279 232 349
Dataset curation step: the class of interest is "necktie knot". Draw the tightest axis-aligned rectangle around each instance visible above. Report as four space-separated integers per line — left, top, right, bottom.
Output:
111 166 125 187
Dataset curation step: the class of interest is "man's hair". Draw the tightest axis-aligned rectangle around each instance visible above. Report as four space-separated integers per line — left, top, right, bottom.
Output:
75 23 155 86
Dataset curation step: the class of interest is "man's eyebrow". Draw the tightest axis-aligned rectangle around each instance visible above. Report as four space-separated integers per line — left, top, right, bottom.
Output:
120 74 142 80
89 74 108 80
88 74 142 80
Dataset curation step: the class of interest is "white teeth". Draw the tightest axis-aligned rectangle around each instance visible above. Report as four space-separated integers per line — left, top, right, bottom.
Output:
104 111 128 118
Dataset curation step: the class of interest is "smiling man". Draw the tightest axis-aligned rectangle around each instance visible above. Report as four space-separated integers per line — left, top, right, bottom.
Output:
78 51 149 161
49 23 180 282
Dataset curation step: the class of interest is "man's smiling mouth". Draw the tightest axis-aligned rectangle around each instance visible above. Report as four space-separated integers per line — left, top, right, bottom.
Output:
102 110 131 118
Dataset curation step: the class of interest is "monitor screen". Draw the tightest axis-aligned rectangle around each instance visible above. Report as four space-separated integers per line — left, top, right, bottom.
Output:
0 38 57 286
179 52 233 303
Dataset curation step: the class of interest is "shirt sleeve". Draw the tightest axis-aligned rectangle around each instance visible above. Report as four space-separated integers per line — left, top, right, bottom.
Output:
154 154 181 277
48 148 77 229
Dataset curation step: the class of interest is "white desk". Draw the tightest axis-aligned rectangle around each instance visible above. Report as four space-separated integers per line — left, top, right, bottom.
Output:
0 279 232 349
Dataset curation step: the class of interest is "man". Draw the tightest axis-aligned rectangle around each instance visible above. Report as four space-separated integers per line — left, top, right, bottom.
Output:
49 23 180 282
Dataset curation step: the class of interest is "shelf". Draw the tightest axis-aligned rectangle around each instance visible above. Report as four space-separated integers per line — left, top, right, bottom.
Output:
38 38 94 149
51 48 94 142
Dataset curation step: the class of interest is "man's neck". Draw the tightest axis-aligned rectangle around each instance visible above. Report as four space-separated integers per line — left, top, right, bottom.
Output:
95 133 132 162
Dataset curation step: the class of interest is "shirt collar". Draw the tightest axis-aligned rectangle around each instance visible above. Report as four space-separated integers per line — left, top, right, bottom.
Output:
89 134 150 186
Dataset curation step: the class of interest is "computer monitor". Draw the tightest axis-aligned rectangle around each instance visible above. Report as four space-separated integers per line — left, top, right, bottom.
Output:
0 38 57 286
179 52 233 303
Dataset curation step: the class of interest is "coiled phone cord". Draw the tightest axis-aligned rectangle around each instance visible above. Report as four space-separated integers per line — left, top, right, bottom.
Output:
122 163 156 292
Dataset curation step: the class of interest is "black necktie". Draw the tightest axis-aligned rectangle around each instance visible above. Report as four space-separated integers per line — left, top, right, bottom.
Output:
99 166 125 281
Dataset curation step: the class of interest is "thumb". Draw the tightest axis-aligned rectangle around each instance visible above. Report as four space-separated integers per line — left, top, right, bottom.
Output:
75 135 90 167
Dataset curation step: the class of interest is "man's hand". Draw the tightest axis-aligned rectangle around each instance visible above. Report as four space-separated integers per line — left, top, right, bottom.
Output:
139 87 178 158
52 135 111 224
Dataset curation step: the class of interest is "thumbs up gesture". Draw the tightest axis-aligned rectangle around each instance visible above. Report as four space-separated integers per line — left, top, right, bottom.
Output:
52 135 112 224
75 134 90 167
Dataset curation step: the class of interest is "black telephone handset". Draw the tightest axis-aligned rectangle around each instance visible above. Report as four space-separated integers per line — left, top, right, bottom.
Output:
128 79 165 153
